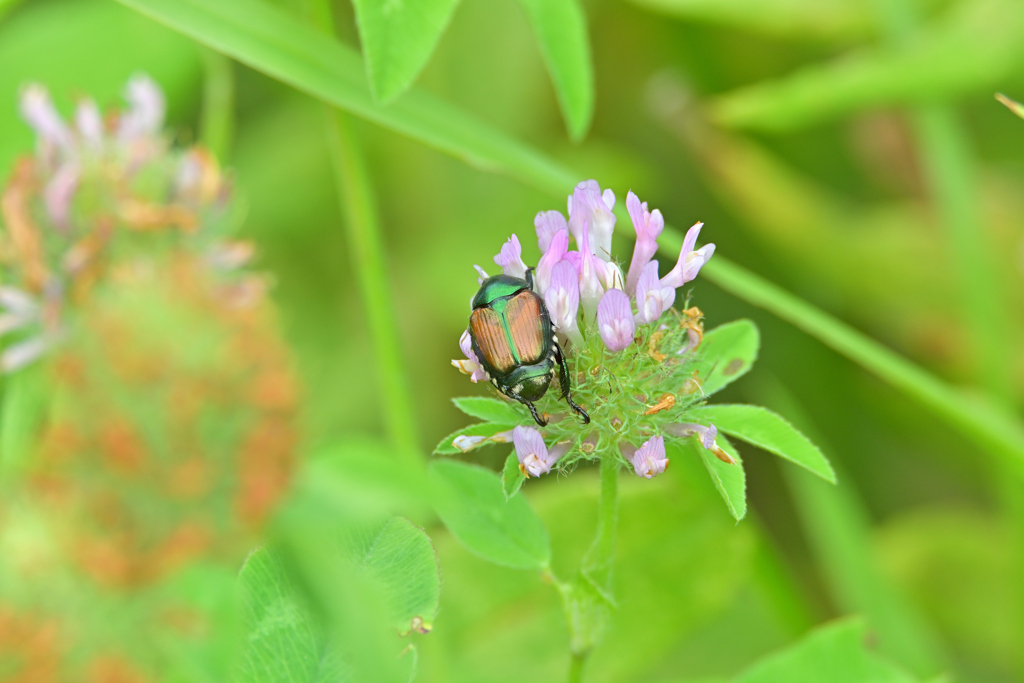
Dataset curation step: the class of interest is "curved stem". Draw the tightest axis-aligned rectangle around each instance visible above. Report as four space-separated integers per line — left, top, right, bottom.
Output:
311 0 420 462
561 455 619 682
582 454 619 588
566 651 586 683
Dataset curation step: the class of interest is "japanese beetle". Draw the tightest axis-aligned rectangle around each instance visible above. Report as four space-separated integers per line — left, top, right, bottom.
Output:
468 269 590 427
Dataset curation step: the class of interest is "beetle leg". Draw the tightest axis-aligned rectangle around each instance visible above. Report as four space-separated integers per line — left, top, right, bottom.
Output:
525 267 536 292
553 342 590 424
521 399 547 427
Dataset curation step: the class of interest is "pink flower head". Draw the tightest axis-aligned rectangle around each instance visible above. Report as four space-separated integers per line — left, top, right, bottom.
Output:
597 288 635 352
661 222 715 289
452 329 487 382
493 234 529 279
665 422 735 464
117 75 165 142
634 260 675 324
544 259 583 348
631 436 668 479
535 210 568 254
535 229 569 295
624 191 665 295
577 221 606 322
20 84 74 153
568 180 616 260
514 426 562 477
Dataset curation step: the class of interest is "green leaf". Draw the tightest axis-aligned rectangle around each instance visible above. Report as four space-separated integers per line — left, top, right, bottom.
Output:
433 422 516 455
516 0 594 140
237 547 350 683
344 517 441 634
502 451 525 499
452 396 527 424
734 617 920 683
693 319 760 397
627 0 874 41
709 0 1024 131
429 459 550 569
695 404 836 483
351 0 459 102
686 434 746 520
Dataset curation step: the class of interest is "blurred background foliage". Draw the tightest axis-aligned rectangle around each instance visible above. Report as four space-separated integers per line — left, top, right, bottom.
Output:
1 0 1024 680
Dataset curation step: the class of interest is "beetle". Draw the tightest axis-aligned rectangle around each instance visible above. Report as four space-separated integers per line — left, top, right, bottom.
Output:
468 269 590 427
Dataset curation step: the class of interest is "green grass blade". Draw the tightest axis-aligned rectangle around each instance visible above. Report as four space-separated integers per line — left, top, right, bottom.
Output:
351 0 459 102
323 110 420 461
113 0 578 194
516 0 594 140
760 378 947 676
708 0 1024 131
912 105 1013 404
627 0 874 41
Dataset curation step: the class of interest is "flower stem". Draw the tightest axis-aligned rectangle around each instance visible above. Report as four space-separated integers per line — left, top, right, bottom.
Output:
566 651 586 683
312 3 419 462
582 454 620 589
561 455 619 682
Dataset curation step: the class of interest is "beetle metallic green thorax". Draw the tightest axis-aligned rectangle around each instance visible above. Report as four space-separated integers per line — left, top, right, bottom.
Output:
467 272 589 427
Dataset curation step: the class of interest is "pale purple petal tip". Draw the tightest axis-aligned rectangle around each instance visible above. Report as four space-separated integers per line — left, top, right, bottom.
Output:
597 288 635 352
118 74 165 141
75 99 103 148
631 435 668 479
535 210 567 254
624 190 665 295
535 229 569 294
20 84 73 150
702 423 718 450
43 163 80 230
545 260 580 332
513 425 552 477
569 180 616 260
634 261 662 324
457 329 487 382
494 234 528 279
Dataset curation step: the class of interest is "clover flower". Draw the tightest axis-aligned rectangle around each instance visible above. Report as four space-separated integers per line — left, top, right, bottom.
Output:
449 180 730 485
1 76 236 372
